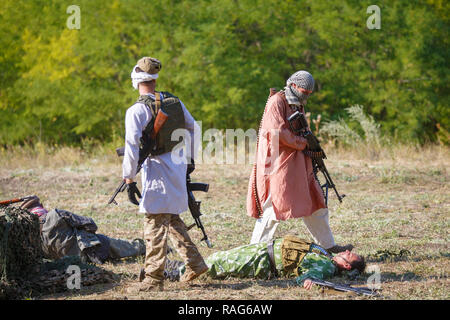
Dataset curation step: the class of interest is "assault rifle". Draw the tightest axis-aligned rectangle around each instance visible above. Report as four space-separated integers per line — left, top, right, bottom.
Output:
287 110 345 205
309 278 381 297
186 174 212 248
108 108 169 205
0 195 36 207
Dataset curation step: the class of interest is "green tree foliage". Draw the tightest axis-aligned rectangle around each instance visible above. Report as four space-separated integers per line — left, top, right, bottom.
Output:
0 0 448 146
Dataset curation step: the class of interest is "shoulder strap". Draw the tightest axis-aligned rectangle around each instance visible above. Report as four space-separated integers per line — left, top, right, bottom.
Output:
137 93 163 136
155 91 161 111
159 91 177 99
137 92 162 118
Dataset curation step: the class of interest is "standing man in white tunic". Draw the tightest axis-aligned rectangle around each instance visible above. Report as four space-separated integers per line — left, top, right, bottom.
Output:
123 57 208 293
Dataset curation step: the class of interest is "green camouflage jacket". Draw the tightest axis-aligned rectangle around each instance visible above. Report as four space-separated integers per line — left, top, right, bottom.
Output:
203 239 336 284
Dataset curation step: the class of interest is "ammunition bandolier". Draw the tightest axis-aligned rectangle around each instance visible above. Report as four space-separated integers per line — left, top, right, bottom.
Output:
137 91 186 156
251 88 278 217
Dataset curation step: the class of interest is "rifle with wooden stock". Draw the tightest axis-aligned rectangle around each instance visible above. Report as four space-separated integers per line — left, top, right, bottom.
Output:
0 195 36 207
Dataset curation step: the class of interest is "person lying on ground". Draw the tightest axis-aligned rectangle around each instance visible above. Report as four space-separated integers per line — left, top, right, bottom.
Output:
163 235 365 290
20 195 146 264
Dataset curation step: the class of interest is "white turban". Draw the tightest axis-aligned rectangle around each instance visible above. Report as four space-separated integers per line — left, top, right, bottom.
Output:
130 65 159 90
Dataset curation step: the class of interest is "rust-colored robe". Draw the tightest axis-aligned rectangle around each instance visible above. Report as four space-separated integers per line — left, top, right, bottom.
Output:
247 91 326 221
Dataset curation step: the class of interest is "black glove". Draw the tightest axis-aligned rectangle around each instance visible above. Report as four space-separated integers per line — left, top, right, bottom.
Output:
187 158 195 175
126 182 142 206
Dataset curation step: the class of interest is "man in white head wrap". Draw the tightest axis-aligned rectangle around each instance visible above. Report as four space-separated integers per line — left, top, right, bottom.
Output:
122 56 208 293
247 69 354 255
130 57 161 89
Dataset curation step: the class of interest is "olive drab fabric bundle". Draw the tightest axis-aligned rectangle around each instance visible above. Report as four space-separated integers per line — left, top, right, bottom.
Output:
280 235 313 276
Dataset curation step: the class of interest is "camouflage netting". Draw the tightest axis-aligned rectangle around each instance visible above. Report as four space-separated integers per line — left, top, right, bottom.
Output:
0 206 115 299
31 256 116 294
0 205 43 281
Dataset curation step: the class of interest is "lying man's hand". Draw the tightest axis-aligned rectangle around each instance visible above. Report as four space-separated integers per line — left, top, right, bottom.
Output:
125 181 141 206
303 279 314 290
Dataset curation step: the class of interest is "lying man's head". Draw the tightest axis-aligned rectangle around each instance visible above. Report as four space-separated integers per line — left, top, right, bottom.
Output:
20 195 48 217
332 250 366 273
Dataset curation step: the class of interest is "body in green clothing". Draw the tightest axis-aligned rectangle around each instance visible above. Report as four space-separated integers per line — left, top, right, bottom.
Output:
205 239 284 279
203 239 336 284
295 252 336 285
177 237 364 286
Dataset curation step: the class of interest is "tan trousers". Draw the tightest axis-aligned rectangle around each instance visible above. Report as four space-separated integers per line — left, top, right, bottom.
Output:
143 213 206 284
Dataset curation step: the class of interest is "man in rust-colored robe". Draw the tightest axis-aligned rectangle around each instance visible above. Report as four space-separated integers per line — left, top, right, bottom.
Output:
247 70 353 254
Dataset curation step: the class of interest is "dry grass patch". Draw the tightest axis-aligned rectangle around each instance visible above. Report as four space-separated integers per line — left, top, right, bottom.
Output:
0 144 448 300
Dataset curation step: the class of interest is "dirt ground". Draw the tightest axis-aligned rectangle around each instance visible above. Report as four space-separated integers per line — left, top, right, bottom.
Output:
0 145 448 300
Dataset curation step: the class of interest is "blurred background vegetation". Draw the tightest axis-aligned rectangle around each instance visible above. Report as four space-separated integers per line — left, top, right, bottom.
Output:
0 0 448 148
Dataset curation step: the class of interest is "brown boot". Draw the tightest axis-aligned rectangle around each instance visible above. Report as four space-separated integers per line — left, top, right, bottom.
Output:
327 244 354 254
126 279 164 294
180 264 208 282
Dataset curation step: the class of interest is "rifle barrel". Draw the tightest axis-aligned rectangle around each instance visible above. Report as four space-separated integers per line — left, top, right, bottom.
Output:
317 163 345 202
0 198 22 206
0 195 35 206
107 180 126 205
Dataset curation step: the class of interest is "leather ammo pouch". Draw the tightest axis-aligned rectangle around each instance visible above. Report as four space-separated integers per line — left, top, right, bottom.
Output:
281 235 313 277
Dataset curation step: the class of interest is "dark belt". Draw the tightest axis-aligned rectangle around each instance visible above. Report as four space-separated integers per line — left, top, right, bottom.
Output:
267 240 278 279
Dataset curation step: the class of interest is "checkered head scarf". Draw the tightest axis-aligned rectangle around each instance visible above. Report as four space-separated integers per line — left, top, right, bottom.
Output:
284 70 314 106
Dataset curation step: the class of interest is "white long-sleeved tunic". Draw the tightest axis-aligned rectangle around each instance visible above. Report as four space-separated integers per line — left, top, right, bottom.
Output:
122 92 200 214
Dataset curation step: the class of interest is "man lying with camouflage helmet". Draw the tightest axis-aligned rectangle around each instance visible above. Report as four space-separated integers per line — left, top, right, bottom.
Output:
165 235 366 290
20 195 145 264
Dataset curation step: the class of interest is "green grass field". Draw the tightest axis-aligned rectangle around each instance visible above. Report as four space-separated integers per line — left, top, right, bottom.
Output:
0 145 448 300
